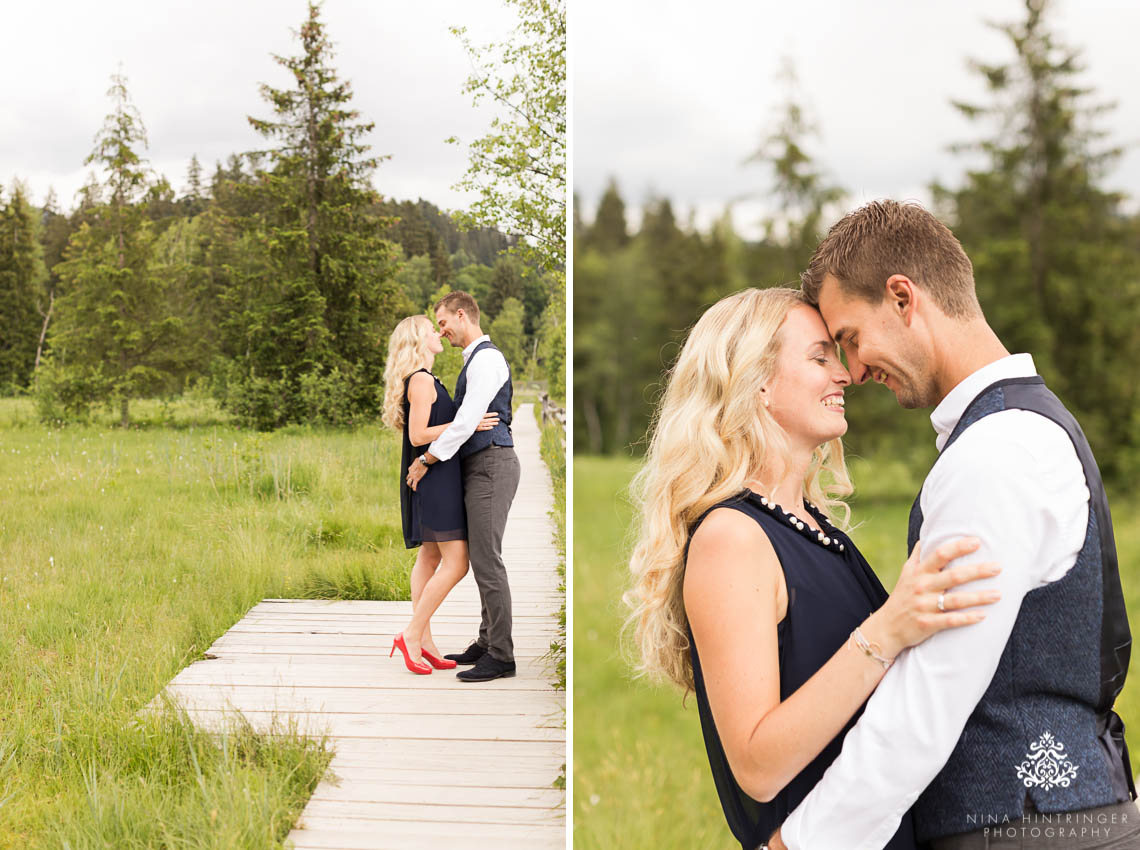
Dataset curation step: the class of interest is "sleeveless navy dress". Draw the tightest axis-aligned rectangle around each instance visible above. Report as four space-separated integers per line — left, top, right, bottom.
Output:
686 490 922 850
399 369 467 549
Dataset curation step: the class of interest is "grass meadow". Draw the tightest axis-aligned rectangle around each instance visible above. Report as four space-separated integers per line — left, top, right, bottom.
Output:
573 454 1140 849
0 396 420 848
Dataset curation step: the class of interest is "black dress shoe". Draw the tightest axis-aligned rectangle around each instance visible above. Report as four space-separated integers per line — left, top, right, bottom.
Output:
456 652 516 682
444 641 487 665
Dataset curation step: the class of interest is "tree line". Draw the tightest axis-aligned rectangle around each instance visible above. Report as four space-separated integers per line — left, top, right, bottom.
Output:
0 1 565 430
573 0 1140 488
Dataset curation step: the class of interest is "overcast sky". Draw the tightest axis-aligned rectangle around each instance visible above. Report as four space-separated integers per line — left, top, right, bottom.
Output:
574 0 1140 237
2 0 515 212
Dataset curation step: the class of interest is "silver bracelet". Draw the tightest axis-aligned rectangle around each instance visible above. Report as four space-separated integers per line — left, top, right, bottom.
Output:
850 625 892 669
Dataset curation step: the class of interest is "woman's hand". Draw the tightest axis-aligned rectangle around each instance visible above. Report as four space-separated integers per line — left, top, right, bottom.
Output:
475 412 499 432
862 538 1001 661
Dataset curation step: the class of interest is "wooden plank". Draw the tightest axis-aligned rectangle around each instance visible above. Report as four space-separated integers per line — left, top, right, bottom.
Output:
298 799 561 825
287 819 563 849
161 684 563 715
317 765 562 787
173 708 564 741
166 665 558 692
307 782 564 808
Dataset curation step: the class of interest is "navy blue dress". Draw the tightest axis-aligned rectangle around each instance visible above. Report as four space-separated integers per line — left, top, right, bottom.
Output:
399 369 467 549
686 490 922 850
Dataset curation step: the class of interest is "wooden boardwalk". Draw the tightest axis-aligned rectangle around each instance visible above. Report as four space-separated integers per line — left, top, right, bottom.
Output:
159 403 565 849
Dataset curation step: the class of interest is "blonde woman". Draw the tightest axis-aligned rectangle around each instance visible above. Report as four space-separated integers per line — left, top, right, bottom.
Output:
381 315 497 675
625 288 1001 850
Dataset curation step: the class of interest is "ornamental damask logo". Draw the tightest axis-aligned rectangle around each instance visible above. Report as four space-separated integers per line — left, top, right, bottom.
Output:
1016 731 1079 790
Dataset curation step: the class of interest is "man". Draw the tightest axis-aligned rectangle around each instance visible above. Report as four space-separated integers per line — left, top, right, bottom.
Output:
769 201 1135 849
405 290 520 682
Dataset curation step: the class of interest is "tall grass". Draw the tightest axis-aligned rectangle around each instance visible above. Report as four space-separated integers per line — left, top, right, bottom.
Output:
573 454 1140 849
0 397 414 847
533 405 567 792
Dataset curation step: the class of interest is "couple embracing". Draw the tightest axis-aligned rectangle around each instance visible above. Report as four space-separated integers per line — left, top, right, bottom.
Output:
628 201 1138 849
380 290 519 683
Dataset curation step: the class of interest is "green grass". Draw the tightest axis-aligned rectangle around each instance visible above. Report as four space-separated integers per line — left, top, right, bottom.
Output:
0 396 416 848
573 454 1140 849
533 404 567 792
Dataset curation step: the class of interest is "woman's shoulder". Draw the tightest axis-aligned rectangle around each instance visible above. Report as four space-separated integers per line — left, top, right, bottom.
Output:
687 494 775 564
406 369 435 389
684 497 782 600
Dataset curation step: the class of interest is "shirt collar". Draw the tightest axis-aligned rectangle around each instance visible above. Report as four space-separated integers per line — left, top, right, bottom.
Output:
930 353 1037 451
462 334 490 362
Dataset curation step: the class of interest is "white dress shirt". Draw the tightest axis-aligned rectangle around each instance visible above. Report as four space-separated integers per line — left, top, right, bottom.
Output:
428 334 510 462
782 354 1089 850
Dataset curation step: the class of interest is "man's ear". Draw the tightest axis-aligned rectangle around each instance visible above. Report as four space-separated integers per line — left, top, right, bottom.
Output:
885 275 915 325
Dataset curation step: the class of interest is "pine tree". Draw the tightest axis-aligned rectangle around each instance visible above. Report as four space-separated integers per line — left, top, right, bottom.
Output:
935 0 1140 481
0 183 46 390
585 179 630 254
746 58 844 280
36 186 74 372
220 1 403 428
180 153 208 217
47 71 181 425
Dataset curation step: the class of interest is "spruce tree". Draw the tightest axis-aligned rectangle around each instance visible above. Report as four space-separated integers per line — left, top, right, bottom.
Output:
48 71 181 425
220 1 403 428
0 183 46 390
936 0 1140 480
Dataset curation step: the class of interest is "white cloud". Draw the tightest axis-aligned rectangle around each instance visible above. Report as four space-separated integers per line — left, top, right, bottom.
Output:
1 0 516 211
574 0 1140 233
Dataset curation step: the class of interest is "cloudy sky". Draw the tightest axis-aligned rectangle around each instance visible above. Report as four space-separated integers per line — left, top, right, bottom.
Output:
2 0 515 212
574 0 1140 236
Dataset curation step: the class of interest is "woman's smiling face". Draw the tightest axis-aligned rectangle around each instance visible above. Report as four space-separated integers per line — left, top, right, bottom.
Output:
763 304 852 451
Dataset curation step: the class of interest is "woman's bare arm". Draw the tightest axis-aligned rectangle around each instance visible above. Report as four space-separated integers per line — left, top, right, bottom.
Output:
406 372 440 446
683 508 994 802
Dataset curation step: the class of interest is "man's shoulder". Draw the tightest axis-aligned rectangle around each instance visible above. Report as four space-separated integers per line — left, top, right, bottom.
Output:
931 408 1081 489
468 341 510 370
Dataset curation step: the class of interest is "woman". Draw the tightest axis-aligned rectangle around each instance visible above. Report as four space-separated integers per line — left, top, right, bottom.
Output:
625 288 1002 849
381 315 496 675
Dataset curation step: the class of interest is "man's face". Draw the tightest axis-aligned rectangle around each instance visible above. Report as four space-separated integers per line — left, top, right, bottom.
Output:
434 307 464 347
817 274 937 409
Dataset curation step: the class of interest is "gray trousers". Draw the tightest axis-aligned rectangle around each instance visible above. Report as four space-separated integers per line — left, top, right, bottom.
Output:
930 799 1140 850
461 445 521 662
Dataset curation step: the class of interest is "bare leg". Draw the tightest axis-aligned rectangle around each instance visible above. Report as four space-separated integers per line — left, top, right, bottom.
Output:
405 539 470 654
405 542 441 662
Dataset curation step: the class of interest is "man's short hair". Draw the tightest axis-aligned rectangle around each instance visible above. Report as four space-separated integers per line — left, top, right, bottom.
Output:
801 200 981 318
433 290 480 324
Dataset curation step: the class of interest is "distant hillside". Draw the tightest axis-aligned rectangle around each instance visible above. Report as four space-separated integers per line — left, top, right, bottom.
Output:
376 198 516 267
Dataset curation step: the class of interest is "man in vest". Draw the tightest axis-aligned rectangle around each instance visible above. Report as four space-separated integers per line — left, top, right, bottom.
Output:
405 290 521 682
768 201 1136 849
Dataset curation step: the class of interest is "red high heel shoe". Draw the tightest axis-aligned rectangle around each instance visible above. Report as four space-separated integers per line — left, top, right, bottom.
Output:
390 633 431 675
421 648 457 670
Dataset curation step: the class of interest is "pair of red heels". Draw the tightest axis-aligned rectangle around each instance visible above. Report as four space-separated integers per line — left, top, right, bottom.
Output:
390 633 458 675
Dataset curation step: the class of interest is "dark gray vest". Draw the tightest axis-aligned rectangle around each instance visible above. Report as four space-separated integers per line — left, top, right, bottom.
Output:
454 339 513 460
908 376 1133 843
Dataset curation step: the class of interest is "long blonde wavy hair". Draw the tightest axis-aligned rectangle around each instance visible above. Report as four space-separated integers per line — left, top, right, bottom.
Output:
624 287 854 692
381 315 435 430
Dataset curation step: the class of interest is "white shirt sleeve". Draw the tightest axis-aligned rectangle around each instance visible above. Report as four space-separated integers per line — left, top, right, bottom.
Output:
781 411 1087 850
428 347 510 462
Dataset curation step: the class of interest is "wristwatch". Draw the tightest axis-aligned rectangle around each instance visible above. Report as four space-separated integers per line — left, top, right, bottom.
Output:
417 455 430 468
